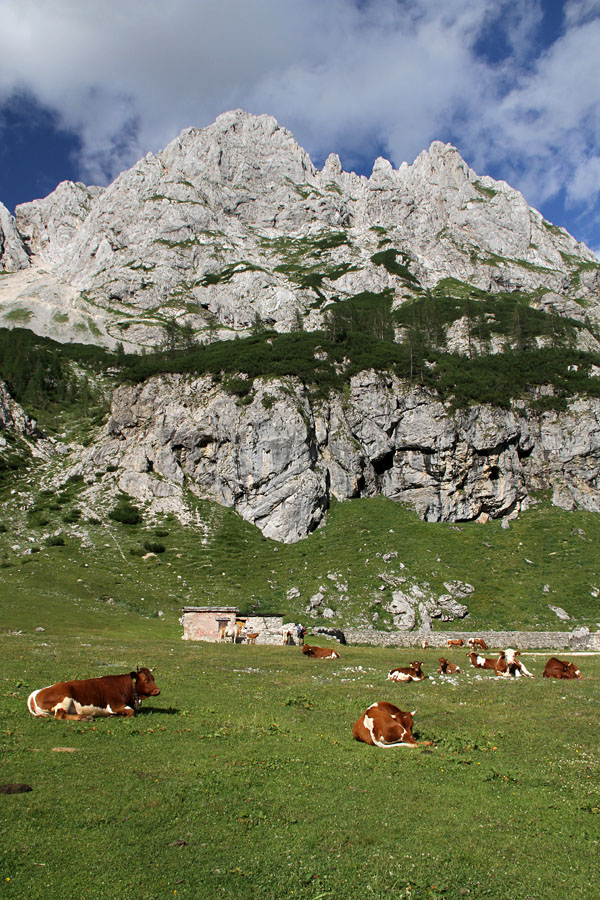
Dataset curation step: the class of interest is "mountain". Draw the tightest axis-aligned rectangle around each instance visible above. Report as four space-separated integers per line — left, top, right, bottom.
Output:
1 110 600 547
1 109 599 351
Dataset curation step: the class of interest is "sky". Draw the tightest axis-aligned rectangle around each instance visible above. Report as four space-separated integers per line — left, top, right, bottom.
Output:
1 0 599 255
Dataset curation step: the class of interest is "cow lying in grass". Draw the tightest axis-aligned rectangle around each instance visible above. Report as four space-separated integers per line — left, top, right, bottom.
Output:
353 702 418 748
437 658 461 674
543 657 582 679
495 649 534 678
388 661 424 682
468 649 533 677
27 667 160 720
468 651 499 671
302 644 340 659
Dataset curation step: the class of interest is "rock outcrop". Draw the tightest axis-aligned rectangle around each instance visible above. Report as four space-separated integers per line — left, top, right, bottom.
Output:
0 381 36 436
73 370 600 542
0 110 598 349
0 203 29 273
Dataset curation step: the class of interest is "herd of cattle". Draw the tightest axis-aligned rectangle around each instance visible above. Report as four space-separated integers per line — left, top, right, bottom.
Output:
355 645 582 747
26 641 584 750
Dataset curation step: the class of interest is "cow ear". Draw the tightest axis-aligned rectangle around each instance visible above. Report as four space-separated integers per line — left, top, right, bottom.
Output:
130 671 138 680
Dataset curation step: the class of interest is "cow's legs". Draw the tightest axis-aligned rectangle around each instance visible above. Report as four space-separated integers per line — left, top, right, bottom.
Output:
110 705 135 716
54 707 93 722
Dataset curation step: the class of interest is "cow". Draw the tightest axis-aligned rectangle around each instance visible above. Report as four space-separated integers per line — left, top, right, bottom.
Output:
421 640 429 649
301 644 340 659
542 657 582 679
222 623 243 643
388 661 424 682
244 632 259 645
352 701 418 749
495 648 534 678
27 667 160 720
447 639 465 648
468 651 498 671
468 638 488 651
437 657 461 675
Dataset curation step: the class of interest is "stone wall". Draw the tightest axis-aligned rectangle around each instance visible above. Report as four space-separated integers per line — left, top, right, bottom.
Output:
343 627 600 651
244 615 285 646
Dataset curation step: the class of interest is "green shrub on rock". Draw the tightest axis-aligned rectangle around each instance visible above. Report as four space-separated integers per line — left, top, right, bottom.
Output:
109 498 142 525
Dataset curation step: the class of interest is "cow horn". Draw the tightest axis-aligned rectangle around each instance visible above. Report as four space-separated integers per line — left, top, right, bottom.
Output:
411 709 417 716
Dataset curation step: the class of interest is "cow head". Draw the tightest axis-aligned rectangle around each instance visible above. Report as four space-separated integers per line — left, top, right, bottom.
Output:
131 667 160 697
564 663 582 679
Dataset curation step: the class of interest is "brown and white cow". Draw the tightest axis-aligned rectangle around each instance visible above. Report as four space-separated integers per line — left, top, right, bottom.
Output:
447 639 465 648
468 638 488 651
495 649 534 678
468 651 498 671
542 657 582 679
388 661 424 682
302 644 340 659
437 657 461 675
27 667 160 720
352 701 418 749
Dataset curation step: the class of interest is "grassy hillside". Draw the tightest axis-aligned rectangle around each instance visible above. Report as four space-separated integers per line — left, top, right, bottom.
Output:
2 460 600 634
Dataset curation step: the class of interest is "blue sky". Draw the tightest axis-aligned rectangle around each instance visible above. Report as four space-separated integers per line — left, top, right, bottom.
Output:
1 0 599 255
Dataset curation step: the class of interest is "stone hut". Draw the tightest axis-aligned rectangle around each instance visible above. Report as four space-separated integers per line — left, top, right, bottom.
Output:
181 606 286 645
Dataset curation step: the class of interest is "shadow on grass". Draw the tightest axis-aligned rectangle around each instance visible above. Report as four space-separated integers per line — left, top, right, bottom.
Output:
138 706 179 716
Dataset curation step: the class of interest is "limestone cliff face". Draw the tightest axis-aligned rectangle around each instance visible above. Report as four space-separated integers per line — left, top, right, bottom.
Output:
0 203 29 273
0 110 598 349
75 372 600 542
0 381 36 436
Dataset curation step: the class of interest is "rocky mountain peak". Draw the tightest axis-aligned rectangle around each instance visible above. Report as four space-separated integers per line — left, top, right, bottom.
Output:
0 109 598 354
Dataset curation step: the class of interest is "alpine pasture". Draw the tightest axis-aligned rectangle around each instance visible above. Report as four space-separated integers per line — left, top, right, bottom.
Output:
2 593 598 900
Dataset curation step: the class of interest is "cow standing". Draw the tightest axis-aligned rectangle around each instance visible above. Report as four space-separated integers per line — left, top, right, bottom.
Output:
468 638 488 651
353 702 418 749
27 667 160 720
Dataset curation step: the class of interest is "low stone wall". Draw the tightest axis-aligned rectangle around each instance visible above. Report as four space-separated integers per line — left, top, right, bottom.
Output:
244 615 286 646
343 628 600 651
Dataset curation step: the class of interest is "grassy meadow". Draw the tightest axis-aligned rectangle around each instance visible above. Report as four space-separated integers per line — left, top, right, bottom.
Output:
1 597 599 900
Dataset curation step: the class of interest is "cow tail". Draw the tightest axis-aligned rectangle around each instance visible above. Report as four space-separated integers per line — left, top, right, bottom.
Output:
27 690 46 717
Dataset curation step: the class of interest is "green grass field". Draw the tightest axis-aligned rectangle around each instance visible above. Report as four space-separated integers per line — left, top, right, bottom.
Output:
1 598 598 900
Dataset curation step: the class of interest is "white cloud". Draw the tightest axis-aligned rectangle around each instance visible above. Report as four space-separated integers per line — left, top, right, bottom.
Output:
0 0 502 180
0 0 598 245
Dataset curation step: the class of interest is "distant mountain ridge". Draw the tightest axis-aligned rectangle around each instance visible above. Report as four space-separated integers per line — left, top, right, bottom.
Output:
1 109 599 351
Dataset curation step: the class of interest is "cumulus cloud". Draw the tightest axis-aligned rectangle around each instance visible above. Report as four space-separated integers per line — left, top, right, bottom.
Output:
0 0 599 244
